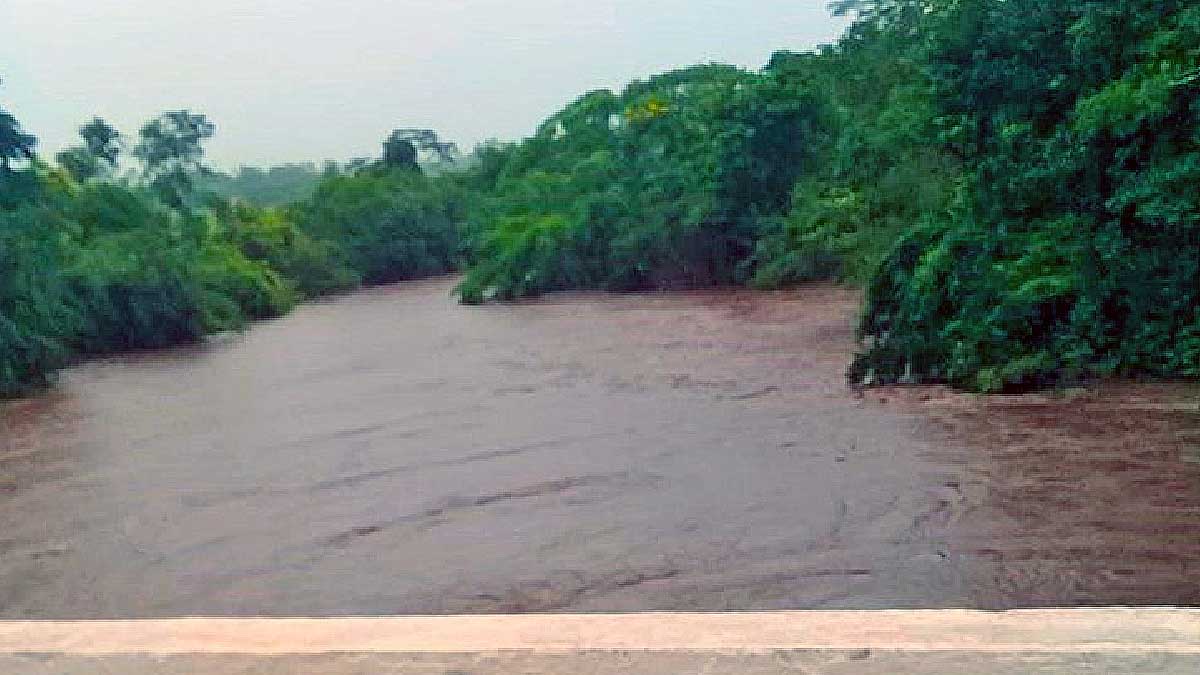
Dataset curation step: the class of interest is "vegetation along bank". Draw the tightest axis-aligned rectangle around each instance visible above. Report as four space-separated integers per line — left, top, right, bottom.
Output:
2 0 1198 394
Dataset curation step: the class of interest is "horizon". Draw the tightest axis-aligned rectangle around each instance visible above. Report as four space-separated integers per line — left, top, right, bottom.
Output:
1 0 849 170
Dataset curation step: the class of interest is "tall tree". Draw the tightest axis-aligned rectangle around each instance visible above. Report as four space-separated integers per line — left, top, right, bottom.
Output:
56 117 122 182
383 128 460 169
134 110 215 208
0 107 36 172
382 131 419 171
80 117 121 166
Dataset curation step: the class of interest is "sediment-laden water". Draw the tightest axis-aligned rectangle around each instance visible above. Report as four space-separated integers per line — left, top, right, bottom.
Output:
1 277 1196 617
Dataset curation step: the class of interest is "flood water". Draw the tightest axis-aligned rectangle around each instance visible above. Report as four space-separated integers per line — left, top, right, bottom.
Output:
1 277 1197 617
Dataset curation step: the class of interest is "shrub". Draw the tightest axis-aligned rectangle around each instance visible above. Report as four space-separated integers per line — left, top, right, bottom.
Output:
292 170 461 284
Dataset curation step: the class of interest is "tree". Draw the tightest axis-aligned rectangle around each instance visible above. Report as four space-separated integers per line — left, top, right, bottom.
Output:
382 131 418 171
382 128 460 170
80 117 121 166
55 147 101 182
134 110 215 208
0 107 36 171
850 0 1200 390
454 63 834 301
0 103 39 205
55 119 121 182
55 118 122 182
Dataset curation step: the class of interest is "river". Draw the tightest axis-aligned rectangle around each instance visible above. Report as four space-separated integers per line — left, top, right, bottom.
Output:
1 277 1197 617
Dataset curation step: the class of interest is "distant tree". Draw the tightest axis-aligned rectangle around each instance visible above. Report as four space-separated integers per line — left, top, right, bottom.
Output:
80 118 121 165
828 0 869 16
0 107 36 171
134 110 215 208
56 117 122 182
382 131 419 171
461 139 516 192
197 162 326 206
0 102 39 205
383 128 460 169
55 147 100 182
345 157 372 174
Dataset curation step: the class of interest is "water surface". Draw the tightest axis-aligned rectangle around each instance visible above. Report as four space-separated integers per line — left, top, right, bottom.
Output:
1 277 1196 616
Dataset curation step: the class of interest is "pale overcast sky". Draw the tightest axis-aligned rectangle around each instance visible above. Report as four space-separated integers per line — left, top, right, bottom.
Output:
1 1 848 169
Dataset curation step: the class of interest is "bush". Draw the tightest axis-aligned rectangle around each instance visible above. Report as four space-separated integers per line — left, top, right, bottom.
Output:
0 205 75 395
456 63 828 301
218 201 360 298
0 107 465 396
65 230 236 353
292 169 461 284
852 0 1200 391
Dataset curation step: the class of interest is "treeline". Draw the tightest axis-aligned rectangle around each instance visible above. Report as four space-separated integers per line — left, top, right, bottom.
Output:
4 0 1198 395
0 109 461 396
452 0 1200 391
849 0 1200 391
199 163 331 207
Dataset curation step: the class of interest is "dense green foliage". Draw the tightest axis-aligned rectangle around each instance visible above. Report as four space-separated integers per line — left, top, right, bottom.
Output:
848 0 1200 390
199 163 329 207
449 17 959 303
290 167 464 284
5 0 1199 394
0 107 462 396
454 0 1200 391
0 158 301 394
751 20 958 288
456 63 827 302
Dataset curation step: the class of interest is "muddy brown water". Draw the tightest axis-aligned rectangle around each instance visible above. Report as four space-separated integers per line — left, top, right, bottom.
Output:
1 277 1197 617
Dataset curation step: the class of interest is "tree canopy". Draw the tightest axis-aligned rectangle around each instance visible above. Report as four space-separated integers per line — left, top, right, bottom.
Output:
3 0 1200 393
134 110 215 207
0 106 36 171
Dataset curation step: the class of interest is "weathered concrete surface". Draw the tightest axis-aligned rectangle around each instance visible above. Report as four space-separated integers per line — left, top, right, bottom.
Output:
2 610 1198 653
0 611 1197 673
4 651 1198 674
